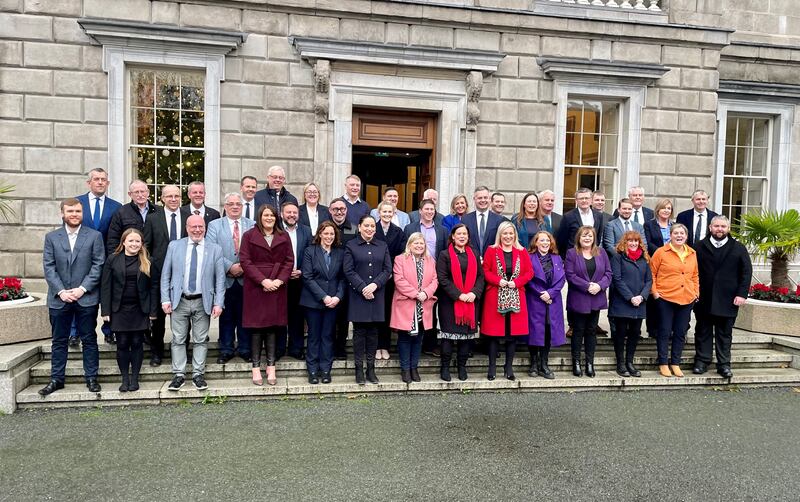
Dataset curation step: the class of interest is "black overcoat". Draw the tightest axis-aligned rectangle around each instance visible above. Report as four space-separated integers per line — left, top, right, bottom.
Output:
695 236 752 318
343 237 392 322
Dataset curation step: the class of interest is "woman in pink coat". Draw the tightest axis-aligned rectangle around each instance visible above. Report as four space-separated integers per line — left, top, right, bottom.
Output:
390 232 438 383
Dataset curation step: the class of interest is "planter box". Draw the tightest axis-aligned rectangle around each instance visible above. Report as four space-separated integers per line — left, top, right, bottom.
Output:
735 298 800 337
0 294 51 345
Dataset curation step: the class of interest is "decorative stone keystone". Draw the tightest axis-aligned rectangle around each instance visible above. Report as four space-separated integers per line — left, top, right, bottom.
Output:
466 71 483 131
313 59 331 123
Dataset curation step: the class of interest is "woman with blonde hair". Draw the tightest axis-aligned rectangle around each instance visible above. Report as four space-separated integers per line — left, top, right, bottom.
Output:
442 193 469 232
101 228 159 392
299 182 330 236
390 232 438 383
374 200 407 360
481 221 534 380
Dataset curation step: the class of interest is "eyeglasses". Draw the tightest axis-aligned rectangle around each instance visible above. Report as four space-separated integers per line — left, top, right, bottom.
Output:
305 190 319 195
225 202 243 207
330 207 346 212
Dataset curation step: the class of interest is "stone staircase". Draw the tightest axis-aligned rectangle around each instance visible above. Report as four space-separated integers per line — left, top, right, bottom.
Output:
7 330 800 411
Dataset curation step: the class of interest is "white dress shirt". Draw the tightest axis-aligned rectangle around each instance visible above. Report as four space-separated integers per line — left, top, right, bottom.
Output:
183 239 205 294
307 206 319 235
693 211 709 241
242 199 254 220
579 208 594 227
164 208 182 237
190 204 206 217
66 224 81 252
89 193 105 221
712 236 728 248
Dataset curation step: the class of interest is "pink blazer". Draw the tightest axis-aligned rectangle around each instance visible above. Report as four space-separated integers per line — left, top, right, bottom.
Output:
389 254 438 332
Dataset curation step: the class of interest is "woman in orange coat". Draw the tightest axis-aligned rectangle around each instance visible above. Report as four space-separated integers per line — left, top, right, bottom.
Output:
481 221 534 380
649 223 699 378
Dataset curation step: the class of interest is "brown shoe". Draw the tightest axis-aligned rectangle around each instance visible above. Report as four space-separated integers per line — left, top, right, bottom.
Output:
659 365 672 377
670 365 684 378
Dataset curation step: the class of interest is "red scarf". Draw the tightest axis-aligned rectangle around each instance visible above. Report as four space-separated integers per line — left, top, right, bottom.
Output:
627 248 643 261
449 244 478 328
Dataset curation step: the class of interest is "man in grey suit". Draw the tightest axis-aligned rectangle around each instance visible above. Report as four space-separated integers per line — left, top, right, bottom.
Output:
206 193 255 363
603 198 647 256
161 215 226 391
39 198 106 396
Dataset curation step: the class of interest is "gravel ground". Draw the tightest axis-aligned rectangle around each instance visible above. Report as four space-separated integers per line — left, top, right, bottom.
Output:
1 388 798 501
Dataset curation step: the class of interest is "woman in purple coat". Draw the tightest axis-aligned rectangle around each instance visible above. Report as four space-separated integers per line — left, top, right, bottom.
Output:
565 226 612 378
525 231 565 379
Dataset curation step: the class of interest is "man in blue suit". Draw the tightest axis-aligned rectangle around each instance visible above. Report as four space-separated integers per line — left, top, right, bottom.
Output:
75 168 121 345
39 198 106 396
676 189 718 248
206 193 255 363
161 215 226 391
603 198 647 256
462 186 504 260
278 201 312 360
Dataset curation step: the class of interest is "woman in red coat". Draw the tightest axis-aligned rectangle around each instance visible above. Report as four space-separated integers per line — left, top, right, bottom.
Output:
239 204 294 386
481 221 534 380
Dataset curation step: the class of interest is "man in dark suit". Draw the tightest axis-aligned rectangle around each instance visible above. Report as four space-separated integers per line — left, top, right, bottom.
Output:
240 175 258 220
75 168 121 345
329 198 357 359
693 215 752 378
39 198 105 396
143 184 183 366
676 189 718 248
106 179 156 255
556 188 605 257
462 186 504 260
408 188 445 226
592 190 613 237
538 189 562 235
278 201 312 360
603 198 647 256
254 165 298 210
180 181 221 231
612 186 655 223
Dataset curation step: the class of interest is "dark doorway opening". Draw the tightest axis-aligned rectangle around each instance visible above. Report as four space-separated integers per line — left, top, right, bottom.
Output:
352 147 431 213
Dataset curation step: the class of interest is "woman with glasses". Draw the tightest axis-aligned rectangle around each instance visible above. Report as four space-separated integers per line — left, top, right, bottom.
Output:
299 182 330 236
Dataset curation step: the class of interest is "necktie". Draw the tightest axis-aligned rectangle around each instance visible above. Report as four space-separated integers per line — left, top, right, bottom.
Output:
695 214 703 245
545 215 552 233
245 202 251 220
633 210 640 224
92 197 101 229
188 243 198 293
479 212 486 247
233 220 240 254
324 251 331 269
624 220 631 232
169 213 177 241
194 210 200 216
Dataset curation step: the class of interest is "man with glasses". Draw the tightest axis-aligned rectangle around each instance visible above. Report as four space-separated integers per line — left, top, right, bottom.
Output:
106 180 156 257
254 165 298 210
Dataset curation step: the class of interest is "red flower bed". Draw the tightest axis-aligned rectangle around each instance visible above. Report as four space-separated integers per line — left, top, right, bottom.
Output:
749 283 800 304
0 276 28 302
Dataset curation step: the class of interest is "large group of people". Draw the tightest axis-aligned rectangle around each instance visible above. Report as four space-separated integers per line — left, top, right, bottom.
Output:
38 166 754 396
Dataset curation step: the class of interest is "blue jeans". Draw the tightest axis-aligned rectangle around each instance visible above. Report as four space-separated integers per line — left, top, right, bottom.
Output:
219 281 250 357
656 299 693 365
397 331 424 371
305 307 336 375
50 303 99 383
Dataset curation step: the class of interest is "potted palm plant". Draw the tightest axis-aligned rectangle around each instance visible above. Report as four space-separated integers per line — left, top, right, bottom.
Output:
733 209 800 336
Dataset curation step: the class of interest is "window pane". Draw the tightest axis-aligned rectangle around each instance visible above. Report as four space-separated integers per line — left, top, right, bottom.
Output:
580 133 599 166
133 147 155 185
751 147 768 177
729 176 744 206
182 150 205 187
723 146 736 175
132 108 154 146
582 102 601 134
181 73 205 111
725 118 737 146
735 147 749 177
131 69 154 108
156 72 181 109
181 111 204 147
752 118 769 147
602 102 619 134
155 110 180 146
599 134 617 167
567 102 583 132
736 118 752 146
744 178 764 208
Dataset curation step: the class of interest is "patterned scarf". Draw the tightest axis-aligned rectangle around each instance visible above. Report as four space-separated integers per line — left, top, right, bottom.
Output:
496 249 521 314
410 256 425 335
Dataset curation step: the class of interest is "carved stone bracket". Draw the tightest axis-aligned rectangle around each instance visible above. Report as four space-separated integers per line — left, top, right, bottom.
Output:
466 71 483 132
313 59 331 123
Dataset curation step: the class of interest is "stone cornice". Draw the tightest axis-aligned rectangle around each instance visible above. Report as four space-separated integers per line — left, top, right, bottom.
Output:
538 57 670 85
290 37 505 73
719 80 800 101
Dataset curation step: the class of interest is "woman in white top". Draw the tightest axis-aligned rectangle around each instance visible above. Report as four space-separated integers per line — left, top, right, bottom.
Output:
298 182 331 236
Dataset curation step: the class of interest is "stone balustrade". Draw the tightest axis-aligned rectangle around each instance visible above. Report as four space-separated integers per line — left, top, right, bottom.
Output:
547 0 661 11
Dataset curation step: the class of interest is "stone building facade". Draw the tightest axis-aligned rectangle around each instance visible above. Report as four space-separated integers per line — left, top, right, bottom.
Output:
1 0 799 290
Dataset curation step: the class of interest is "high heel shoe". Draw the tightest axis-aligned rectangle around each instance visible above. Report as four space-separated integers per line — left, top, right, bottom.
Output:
659 364 672 377
252 367 263 386
572 358 582 377
585 360 596 378
669 364 684 378
375 350 383 360
266 365 277 385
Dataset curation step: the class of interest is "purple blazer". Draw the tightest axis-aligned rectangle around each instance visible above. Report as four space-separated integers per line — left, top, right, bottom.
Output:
565 247 612 314
525 252 566 347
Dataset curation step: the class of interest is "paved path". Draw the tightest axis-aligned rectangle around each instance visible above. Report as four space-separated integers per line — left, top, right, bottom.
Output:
1 388 798 501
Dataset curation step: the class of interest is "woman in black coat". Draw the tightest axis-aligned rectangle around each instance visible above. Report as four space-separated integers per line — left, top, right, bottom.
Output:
374 201 407 359
100 228 159 392
298 182 331 236
436 224 484 381
300 221 345 385
608 231 652 378
344 215 393 385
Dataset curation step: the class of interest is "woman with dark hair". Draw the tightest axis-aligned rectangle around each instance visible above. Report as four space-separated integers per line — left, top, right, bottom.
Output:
239 204 294 386
525 230 565 379
101 228 159 392
513 192 543 249
609 230 652 377
300 220 344 384
442 194 469 233
343 214 392 385
481 221 534 381
436 224 484 381
565 225 612 377
374 200 407 360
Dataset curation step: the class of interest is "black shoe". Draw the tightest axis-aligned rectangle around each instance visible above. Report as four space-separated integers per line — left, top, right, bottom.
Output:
236 352 252 363
366 364 379 384
104 333 116 345
487 373 496 381
168 375 185 391
38 380 64 396
616 362 630 377
217 354 233 364
68 336 80 348
440 365 452 382
290 351 305 361
192 375 208 390
321 372 332 384
572 358 582 377
717 367 733 378
410 368 421 382
128 377 140 391
458 365 468 381
692 362 708 375
401 369 411 383
626 362 642 377
585 361 595 378
149 356 162 367
538 356 555 380
355 367 365 385
86 379 101 392
119 374 129 393
504 369 516 381
308 373 319 384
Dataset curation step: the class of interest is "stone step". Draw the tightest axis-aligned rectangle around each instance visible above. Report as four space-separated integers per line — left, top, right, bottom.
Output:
29 348 794 383
15 367 800 410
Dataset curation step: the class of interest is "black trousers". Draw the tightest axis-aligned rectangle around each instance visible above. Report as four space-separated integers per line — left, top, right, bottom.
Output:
487 316 517 376
610 317 642 364
334 297 350 358
116 331 145 379
645 296 660 338
570 310 599 361
352 322 379 368
278 278 305 357
251 328 278 367
529 322 552 356
146 310 166 360
694 311 735 368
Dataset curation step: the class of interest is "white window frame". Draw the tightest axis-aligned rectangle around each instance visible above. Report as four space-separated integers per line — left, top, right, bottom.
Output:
553 81 645 214
714 99 793 214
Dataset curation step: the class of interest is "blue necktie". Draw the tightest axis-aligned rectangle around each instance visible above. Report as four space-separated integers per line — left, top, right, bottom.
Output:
245 202 251 220
169 213 177 241
92 197 101 229
324 251 331 270
545 215 552 233
188 243 198 293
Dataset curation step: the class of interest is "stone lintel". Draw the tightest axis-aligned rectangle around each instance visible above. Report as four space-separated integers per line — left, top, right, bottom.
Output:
538 56 669 85
719 80 800 102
